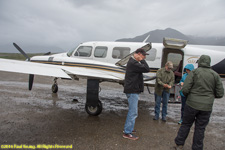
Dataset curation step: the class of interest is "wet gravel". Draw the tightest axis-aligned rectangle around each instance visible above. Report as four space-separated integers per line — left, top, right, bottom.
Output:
0 71 224 150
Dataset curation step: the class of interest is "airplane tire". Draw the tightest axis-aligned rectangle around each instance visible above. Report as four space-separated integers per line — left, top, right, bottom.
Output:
52 84 58 93
85 100 102 116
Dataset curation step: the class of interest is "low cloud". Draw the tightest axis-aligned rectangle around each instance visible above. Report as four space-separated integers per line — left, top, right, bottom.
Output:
0 0 224 52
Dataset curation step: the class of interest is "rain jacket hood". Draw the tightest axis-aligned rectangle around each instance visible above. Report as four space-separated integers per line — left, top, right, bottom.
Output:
198 55 211 68
179 64 195 97
184 64 194 72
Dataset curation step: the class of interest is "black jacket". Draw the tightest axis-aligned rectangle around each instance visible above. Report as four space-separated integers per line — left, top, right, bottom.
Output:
124 57 150 93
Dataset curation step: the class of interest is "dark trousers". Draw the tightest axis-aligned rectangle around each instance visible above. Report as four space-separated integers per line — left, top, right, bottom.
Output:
181 96 186 119
175 104 211 150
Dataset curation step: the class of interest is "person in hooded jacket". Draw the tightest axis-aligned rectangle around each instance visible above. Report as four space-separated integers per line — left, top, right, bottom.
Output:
174 55 224 150
178 64 195 125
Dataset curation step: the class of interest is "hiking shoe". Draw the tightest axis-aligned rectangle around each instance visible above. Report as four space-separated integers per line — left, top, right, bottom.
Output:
123 130 136 133
162 117 167 122
173 144 183 150
153 117 159 120
123 133 139 140
178 119 182 125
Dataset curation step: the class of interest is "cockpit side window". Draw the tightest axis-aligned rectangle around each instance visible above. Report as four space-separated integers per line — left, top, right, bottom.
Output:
94 46 108 58
112 47 130 59
74 46 92 57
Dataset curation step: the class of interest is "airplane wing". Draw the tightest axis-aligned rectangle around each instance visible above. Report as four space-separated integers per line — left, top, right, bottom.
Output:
0 58 71 79
63 66 124 80
0 58 124 81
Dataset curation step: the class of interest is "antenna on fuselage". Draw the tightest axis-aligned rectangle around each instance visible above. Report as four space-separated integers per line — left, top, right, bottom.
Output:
143 34 150 43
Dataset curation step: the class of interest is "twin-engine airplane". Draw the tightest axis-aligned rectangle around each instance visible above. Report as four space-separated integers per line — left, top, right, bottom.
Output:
0 37 225 116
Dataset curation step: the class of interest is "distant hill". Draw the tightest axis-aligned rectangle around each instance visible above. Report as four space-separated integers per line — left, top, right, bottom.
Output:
0 43 65 53
116 28 225 46
1 28 224 53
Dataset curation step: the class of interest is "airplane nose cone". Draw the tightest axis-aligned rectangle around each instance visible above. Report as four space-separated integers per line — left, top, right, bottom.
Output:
211 58 225 78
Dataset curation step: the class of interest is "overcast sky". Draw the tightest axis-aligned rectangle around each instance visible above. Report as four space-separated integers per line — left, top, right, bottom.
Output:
0 0 225 52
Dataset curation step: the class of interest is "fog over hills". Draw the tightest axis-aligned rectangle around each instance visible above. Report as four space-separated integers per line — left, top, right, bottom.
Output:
1 28 224 53
116 28 225 46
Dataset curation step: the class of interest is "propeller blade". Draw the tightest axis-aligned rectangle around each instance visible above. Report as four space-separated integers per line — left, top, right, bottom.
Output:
13 43 30 61
29 74 34 90
44 52 51 55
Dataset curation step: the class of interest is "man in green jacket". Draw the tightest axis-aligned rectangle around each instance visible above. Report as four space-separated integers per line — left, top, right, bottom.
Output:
174 55 224 150
154 61 174 122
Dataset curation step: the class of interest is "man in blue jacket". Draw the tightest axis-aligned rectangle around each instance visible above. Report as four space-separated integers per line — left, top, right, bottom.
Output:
123 48 150 140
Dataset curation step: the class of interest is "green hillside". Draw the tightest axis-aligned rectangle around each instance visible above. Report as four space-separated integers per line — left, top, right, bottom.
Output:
0 53 45 60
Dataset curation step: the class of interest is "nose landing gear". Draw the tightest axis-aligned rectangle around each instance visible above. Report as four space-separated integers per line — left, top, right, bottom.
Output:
52 78 58 93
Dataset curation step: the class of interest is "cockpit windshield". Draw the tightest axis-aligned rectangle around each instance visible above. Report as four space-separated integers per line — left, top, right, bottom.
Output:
67 49 74 57
67 45 79 57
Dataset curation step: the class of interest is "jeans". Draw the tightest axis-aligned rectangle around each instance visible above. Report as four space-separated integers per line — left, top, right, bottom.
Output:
175 104 211 150
154 90 170 119
181 96 186 120
124 93 139 134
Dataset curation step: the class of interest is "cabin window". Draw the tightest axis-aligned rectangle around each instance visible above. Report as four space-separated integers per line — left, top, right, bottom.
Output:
74 46 92 57
94 46 108 58
146 48 157 61
167 53 182 69
112 47 130 59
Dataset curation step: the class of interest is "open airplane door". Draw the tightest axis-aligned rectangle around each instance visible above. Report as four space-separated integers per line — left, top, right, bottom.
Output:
162 37 188 103
163 37 188 49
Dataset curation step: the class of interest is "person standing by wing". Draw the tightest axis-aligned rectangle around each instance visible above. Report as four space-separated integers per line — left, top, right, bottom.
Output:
174 55 224 150
123 48 150 140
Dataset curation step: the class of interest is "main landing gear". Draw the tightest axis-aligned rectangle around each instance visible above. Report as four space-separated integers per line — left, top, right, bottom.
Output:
85 79 102 116
51 78 102 116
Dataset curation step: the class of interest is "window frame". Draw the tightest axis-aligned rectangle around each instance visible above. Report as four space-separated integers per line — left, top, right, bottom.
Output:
112 47 131 59
94 46 108 58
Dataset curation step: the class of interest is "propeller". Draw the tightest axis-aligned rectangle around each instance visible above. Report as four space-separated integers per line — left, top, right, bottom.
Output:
13 43 30 61
13 43 34 90
44 52 51 55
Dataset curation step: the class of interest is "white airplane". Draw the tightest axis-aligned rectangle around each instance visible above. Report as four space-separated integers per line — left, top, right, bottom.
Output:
0 37 225 116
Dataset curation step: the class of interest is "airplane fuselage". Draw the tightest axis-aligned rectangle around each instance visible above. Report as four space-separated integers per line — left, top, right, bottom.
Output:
1 38 225 115
30 41 225 85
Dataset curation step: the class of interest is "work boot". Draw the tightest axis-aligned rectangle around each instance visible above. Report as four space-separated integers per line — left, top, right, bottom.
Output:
173 144 184 150
153 116 159 120
162 117 167 122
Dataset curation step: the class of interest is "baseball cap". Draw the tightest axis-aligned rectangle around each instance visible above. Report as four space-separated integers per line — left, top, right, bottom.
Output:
166 61 173 69
135 48 149 56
